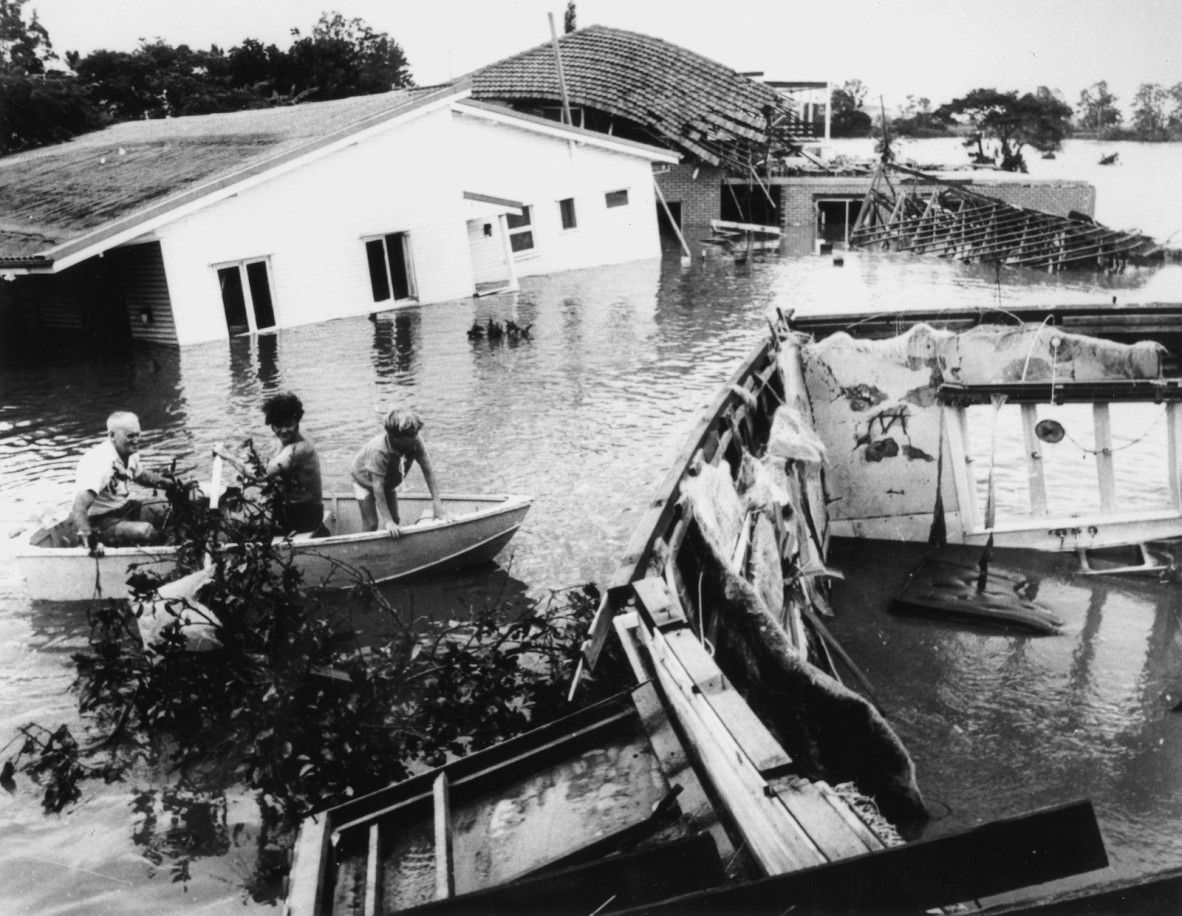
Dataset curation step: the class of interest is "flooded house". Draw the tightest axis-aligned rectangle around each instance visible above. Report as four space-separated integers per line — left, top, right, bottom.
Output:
468 25 815 250
0 83 677 346
470 25 1105 256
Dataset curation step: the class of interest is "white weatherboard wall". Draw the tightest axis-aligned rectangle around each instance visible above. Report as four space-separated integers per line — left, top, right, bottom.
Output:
452 110 665 279
156 105 470 345
150 102 671 345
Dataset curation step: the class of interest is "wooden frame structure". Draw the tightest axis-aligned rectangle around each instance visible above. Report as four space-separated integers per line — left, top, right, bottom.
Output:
850 164 1161 272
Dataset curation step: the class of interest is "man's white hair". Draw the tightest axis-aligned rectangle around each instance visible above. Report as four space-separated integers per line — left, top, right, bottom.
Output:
106 410 140 433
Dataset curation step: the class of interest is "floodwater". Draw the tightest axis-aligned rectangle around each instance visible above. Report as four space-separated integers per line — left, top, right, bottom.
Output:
1 138 1181 912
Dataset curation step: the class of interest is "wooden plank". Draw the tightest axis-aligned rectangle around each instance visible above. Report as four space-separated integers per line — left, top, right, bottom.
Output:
433 774 455 900
1022 404 1048 516
979 865 1182 914
944 406 980 533
1169 402 1182 507
633 576 686 630
940 380 1182 405
392 834 725 915
364 823 381 916
619 800 1109 916
285 813 330 916
613 614 736 862
1093 403 1117 513
642 622 825 873
766 775 882 860
328 700 637 835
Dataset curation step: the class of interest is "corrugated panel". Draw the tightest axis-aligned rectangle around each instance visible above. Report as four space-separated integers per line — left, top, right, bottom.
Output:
111 243 178 346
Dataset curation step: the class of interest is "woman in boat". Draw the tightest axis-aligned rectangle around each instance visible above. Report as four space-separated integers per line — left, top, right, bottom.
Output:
214 391 324 535
351 408 447 537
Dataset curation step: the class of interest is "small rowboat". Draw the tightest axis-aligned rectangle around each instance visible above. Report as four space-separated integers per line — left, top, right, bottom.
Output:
15 492 532 602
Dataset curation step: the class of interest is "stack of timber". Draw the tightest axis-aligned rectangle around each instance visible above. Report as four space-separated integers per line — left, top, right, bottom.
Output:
849 163 1163 272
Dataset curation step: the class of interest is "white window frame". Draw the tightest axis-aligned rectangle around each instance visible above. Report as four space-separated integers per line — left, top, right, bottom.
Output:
506 205 537 257
212 255 277 335
362 231 418 303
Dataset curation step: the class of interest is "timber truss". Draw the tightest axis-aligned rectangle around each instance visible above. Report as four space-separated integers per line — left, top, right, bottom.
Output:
850 163 1162 272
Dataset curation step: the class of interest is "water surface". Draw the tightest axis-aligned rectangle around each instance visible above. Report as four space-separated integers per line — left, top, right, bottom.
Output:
2 138 1182 911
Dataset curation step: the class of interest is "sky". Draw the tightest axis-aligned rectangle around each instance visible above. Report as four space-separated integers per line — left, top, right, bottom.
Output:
23 0 1182 115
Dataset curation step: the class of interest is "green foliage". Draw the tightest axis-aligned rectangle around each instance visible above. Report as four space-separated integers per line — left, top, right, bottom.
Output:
2 463 594 855
936 87 1073 171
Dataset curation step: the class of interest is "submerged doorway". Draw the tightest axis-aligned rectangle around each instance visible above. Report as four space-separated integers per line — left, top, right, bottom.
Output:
217 258 276 336
815 197 862 245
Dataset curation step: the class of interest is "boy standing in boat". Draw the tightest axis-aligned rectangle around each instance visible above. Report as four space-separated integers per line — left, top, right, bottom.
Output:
215 391 324 535
72 410 170 548
351 408 448 537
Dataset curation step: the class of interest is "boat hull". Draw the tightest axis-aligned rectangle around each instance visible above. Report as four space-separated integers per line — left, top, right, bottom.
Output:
15 492 532 602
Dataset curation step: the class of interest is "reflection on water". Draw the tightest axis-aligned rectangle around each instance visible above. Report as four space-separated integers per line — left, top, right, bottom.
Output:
2 239 1182 911
826 540 1182 899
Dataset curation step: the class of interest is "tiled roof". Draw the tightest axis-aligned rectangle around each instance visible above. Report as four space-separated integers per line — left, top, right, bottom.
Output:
0 87 452 266
470 25 807 168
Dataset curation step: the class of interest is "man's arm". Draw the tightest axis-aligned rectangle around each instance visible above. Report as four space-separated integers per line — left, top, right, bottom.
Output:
133 466 168 489
71 489 97 538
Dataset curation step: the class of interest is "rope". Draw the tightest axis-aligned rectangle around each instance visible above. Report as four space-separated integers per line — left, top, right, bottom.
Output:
1061 407 1168 456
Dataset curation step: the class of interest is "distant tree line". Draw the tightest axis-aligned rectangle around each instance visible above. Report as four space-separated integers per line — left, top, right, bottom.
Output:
1 0 414 155
823 75 1182 171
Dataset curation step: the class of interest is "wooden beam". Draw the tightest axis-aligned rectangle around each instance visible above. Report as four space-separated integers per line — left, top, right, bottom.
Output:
285 814 331 916
619 800 1109 916
364 822 382 916
940 381 1182 405
433 774 455 900
1021 404 1049 517
1093 403 1117 512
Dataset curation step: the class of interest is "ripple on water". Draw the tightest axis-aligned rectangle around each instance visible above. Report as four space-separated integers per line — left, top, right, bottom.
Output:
2 246 1182 912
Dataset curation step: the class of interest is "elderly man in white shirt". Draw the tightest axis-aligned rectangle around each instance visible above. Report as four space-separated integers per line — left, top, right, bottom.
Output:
71 410 169 549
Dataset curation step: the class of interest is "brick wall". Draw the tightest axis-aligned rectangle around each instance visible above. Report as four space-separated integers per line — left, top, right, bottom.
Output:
777 175 1096 242
964 180 1095 217
656 162 725 239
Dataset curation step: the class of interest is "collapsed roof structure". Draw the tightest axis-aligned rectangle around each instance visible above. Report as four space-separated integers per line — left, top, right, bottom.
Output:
469 25 812 175
850 163 1165 272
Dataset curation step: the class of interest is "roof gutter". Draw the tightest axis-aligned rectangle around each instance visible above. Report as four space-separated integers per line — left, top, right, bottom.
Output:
0 256 54 274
